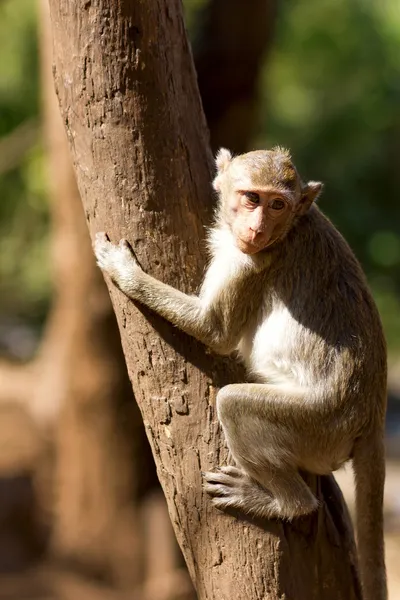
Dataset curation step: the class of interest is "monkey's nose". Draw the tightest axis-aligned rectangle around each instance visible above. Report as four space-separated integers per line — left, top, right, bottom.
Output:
249 227 262 241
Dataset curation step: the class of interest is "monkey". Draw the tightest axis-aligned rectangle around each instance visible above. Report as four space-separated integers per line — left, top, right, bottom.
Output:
94 147 387 600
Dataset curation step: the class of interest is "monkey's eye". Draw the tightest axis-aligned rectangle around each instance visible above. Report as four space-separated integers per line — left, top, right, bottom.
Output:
244 191 260 203
269 198 286 211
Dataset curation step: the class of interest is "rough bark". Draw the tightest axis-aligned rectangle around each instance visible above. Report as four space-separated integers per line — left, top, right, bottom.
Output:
38 0 159 585
193 0 277 153
49 1 362 598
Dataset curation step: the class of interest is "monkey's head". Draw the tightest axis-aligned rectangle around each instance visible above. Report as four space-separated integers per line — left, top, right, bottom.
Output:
213 147 322 255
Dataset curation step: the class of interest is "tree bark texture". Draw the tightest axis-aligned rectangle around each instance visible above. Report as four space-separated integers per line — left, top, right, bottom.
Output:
39 0 159 585
49 1 362 598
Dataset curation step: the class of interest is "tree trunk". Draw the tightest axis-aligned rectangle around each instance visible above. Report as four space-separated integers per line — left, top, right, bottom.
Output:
39 0 157 585
48 1 362 598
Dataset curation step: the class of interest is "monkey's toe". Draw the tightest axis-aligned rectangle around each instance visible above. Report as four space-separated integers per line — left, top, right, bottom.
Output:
203 466 243 488
203 467 247 501
204 476 251 513
211 495 243 512
204 467 282 519
217 466 242 478
204 482 231 498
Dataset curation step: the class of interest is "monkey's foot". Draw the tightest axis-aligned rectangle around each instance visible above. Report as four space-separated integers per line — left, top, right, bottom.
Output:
203 466 281 519
94 233 142 290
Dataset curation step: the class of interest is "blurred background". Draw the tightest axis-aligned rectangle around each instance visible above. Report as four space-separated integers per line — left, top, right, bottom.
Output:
0 0 400 598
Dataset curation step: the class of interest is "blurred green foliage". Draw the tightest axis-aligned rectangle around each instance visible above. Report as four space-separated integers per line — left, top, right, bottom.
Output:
261 0 400 349
0 0 400 350
0 0 48 324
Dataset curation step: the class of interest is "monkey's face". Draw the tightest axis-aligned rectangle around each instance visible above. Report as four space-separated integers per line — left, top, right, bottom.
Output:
228 188 294 254
213 148 322 255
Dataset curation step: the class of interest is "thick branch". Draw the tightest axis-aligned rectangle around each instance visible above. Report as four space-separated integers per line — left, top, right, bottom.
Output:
38 0 158 582
48 1 361 598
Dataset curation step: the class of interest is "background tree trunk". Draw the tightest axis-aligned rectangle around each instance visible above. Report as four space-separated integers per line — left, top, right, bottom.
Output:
48 1 362 598
193 0 277 153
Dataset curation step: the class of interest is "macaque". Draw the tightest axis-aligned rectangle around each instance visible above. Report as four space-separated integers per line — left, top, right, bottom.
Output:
94 147 387 600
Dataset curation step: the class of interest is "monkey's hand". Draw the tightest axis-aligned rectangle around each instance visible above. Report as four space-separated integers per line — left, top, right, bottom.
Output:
94 232 143 296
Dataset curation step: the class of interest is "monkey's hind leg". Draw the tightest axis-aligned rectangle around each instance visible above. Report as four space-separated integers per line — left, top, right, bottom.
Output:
204 383 319 520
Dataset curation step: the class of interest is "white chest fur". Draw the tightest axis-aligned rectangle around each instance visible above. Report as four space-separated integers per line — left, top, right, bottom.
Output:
200 226 256 305
240 305 296 380
201 226 303 385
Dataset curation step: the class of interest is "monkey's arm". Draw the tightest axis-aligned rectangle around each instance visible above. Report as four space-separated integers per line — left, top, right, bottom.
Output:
94 233 231 352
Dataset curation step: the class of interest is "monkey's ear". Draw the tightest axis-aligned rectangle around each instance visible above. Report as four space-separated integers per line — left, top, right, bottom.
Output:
298 181 323 214
215 148 233 171
213 148 233 191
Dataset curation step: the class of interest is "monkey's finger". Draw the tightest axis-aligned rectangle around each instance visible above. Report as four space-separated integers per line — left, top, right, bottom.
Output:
94 233 113 259
118 238 143 268
95 231 110 243
119 239 132 251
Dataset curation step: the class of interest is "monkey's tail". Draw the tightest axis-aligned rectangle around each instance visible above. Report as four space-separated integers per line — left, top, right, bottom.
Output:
353 429 387 600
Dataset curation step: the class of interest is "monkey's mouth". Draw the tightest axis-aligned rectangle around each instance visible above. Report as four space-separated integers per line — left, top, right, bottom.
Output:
236 236 269 254
237 235 281 254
